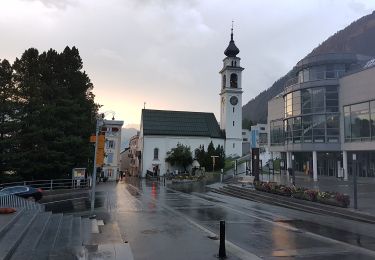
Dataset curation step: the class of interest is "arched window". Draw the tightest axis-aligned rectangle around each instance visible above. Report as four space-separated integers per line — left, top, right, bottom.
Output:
234 61 237 67
230 73 238 88
154 148 159 159
222 75 226 89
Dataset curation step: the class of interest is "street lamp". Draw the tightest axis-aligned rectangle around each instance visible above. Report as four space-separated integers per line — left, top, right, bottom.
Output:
90 113 104 217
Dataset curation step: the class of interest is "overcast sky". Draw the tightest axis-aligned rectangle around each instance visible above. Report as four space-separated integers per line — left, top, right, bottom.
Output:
1 0 375 128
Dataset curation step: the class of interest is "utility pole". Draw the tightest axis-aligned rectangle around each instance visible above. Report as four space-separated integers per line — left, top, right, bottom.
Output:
90 113 104 217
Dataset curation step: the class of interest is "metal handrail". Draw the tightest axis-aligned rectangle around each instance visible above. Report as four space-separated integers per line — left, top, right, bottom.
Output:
0 178 89 191
0 194 45 211
284 70 345 91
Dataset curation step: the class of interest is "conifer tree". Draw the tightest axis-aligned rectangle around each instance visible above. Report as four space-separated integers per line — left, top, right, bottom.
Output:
0 59 18 178
11 47 98 180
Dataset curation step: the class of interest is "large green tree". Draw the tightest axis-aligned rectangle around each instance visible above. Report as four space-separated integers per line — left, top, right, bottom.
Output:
0 59 19 178
165 143 193 172
10 47 98 180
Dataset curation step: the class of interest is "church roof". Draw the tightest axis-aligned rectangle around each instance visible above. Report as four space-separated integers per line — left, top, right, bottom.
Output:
224 28 240 57
142 109 223 138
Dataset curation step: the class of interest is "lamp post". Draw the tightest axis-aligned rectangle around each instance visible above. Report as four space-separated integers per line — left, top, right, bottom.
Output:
291 154 295 186
90 113 104 217
353 153 358 209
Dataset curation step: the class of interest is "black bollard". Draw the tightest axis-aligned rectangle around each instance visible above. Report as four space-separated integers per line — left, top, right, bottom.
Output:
218 220 226 258
163 176 166 186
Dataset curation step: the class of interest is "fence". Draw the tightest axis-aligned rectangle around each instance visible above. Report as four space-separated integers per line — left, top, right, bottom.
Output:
0 178 89 191
0 194 45 211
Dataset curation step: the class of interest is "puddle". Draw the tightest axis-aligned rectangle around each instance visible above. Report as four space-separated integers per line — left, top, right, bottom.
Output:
276 219 375 251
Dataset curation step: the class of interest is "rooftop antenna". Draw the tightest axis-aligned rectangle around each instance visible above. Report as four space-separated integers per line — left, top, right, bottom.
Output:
144 102 146 109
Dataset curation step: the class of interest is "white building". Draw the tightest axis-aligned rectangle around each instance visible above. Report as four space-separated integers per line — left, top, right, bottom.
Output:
138 110 225 177
249 124 273 166
137 29 244 177
102 119 124 181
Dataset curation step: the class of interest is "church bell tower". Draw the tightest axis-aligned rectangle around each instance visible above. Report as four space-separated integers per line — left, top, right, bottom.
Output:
220 26 244 157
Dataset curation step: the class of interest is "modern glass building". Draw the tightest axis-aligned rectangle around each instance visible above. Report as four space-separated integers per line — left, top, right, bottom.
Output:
268 53 374 180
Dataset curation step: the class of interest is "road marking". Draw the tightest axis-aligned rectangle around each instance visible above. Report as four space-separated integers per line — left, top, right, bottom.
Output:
167 186 375 258
126 183 262 260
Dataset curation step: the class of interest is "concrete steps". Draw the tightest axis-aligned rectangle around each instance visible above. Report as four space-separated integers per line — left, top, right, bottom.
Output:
0 208 100 260
0 203 133 259
210 184 375 224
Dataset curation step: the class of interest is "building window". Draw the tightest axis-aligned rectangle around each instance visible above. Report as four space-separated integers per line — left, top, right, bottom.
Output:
230 73 238 88
233 121 234 126
233 143 235 148
270 120 284 146
107 153 114 164
233 107 235 113
154 148 159 159
344 101 373 142
106 140 115 149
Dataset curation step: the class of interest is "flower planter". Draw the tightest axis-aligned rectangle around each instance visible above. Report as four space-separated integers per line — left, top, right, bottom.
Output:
253 182 350 208
316 193 350 208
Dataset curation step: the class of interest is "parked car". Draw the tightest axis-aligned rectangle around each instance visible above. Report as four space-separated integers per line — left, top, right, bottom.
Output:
0 186 43 201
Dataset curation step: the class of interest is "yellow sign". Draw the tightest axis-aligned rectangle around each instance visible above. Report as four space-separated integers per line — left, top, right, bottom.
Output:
90 134 105 166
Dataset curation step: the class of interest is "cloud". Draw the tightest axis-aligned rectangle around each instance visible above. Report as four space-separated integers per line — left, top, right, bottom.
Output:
2 0 375 124
21 0 77 9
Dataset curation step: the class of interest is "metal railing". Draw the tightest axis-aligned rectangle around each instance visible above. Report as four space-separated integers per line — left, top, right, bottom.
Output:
284 70 345 92
0 194 45 211
0 178 89 191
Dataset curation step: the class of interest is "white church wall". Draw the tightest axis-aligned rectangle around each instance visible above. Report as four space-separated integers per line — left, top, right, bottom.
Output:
141 135 224 177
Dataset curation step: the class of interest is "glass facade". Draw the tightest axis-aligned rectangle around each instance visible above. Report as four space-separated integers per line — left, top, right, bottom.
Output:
297 64 346 84
344 100 375 142
283 86 339 144
270 120 284 146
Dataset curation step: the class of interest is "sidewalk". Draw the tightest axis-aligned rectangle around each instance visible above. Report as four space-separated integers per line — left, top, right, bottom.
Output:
255 171 375 216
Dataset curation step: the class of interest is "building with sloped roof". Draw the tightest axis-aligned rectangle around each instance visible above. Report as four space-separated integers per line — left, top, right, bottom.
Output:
138 109 225 176
137 29 245 177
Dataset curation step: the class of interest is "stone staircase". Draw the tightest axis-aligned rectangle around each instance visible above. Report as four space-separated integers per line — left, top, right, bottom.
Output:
0 207 111 260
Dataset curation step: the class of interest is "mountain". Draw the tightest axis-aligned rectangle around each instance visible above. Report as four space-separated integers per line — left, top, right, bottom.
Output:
242 11 375 125
120 128 138 151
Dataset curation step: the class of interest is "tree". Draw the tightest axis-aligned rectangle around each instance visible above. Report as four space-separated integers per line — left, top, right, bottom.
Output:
0 59 18 178
10 47 99 180
195 145 206 167
215 144 225 170
196 142 225 172
242 118 253 130
165 143 193 172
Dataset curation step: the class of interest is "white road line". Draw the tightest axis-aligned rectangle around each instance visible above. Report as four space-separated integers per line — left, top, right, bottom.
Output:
126 184 262 260
167 187 375 258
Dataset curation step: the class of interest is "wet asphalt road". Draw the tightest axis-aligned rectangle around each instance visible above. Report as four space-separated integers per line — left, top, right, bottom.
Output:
42 177 375 259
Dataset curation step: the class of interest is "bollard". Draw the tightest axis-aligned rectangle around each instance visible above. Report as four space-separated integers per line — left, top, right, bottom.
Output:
218 220 226 258
164 176 166 186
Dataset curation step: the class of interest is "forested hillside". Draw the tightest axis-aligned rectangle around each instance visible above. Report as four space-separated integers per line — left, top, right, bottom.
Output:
242 11 375 125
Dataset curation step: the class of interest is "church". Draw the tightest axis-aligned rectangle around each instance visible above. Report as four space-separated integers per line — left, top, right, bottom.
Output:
137 29 244 177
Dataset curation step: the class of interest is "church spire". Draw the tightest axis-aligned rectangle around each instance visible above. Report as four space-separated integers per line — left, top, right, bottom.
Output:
224 22 240 57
